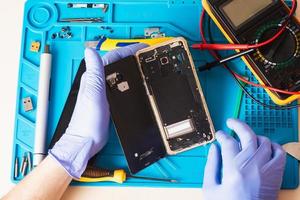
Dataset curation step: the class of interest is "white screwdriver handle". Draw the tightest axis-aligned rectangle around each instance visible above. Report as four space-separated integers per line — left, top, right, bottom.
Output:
33 45 52 167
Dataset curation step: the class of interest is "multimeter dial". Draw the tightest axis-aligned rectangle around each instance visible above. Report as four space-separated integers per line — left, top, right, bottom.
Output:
204 0 300 103
254 22 300 71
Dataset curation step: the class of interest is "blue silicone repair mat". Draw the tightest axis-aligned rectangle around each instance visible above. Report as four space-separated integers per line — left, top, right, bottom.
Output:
12 0 299 188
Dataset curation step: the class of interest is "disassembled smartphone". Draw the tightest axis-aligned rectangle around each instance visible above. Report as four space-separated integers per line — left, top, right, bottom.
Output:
136 37 215 154
105 37 215 173
51 38 214 174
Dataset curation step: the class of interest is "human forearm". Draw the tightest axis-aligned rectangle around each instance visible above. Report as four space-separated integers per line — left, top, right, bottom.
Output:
2 45 147 200
3 156 72 200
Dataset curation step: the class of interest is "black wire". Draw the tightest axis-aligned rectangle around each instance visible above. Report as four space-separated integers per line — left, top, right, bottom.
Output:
225 66 300 110
204 14 300 110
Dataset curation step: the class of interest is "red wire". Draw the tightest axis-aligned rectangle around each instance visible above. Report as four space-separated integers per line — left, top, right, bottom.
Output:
194 0 297 50
199 9 300 95
232 71 300 95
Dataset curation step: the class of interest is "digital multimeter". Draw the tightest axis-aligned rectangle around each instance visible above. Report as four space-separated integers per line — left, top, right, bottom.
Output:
202 0 300 105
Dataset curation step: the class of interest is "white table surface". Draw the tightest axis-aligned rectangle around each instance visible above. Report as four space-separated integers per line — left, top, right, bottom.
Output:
0 1 299 199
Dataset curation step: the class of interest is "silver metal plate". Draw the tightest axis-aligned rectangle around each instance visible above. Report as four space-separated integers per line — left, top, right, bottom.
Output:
165 119 195 139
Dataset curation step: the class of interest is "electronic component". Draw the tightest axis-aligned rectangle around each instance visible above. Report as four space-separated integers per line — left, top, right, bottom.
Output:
202 0 300 105
117 81 130 92
22 97 33 112
137 38 215 154
160 56 169 65
30 41 40 52
165 119 195 139
144 27 166 38
106 72 130 92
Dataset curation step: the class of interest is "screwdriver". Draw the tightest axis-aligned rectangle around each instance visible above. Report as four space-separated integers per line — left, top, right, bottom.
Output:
78 167 177 184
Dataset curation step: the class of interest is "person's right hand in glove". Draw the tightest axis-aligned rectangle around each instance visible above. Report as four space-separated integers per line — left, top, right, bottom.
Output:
203 118 286 200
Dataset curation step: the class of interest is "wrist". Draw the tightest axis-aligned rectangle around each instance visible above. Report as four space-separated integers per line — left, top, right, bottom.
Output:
48 133 93 179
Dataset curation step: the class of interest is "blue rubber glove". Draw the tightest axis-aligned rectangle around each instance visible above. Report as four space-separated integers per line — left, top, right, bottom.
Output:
203 118 286 200
49 43 147 179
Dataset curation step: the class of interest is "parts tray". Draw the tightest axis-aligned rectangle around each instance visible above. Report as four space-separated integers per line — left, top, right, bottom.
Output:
12 0 298 188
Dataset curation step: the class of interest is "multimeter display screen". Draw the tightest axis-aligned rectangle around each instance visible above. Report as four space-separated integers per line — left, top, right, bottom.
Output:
221 0 273 28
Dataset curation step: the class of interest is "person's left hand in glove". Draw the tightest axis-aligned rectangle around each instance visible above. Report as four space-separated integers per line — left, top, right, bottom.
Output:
4 44 147 200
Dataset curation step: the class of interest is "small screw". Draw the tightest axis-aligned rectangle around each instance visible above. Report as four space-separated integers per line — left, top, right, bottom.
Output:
61 26 70 32
51 33 58 39
59 33 64 39
65 32 73 39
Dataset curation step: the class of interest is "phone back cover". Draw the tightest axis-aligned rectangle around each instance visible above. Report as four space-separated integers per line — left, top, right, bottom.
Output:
105 56 166 174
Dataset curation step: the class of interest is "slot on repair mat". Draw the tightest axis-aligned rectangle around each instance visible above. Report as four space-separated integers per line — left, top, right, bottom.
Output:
137 38 215 154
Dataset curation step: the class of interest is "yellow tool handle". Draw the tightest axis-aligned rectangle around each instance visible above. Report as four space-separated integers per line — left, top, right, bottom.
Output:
85 37 173 51
78 168 127 184
101 37 173 51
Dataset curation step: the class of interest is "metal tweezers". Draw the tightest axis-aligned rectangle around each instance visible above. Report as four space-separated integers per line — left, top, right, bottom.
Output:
60 18 103 23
